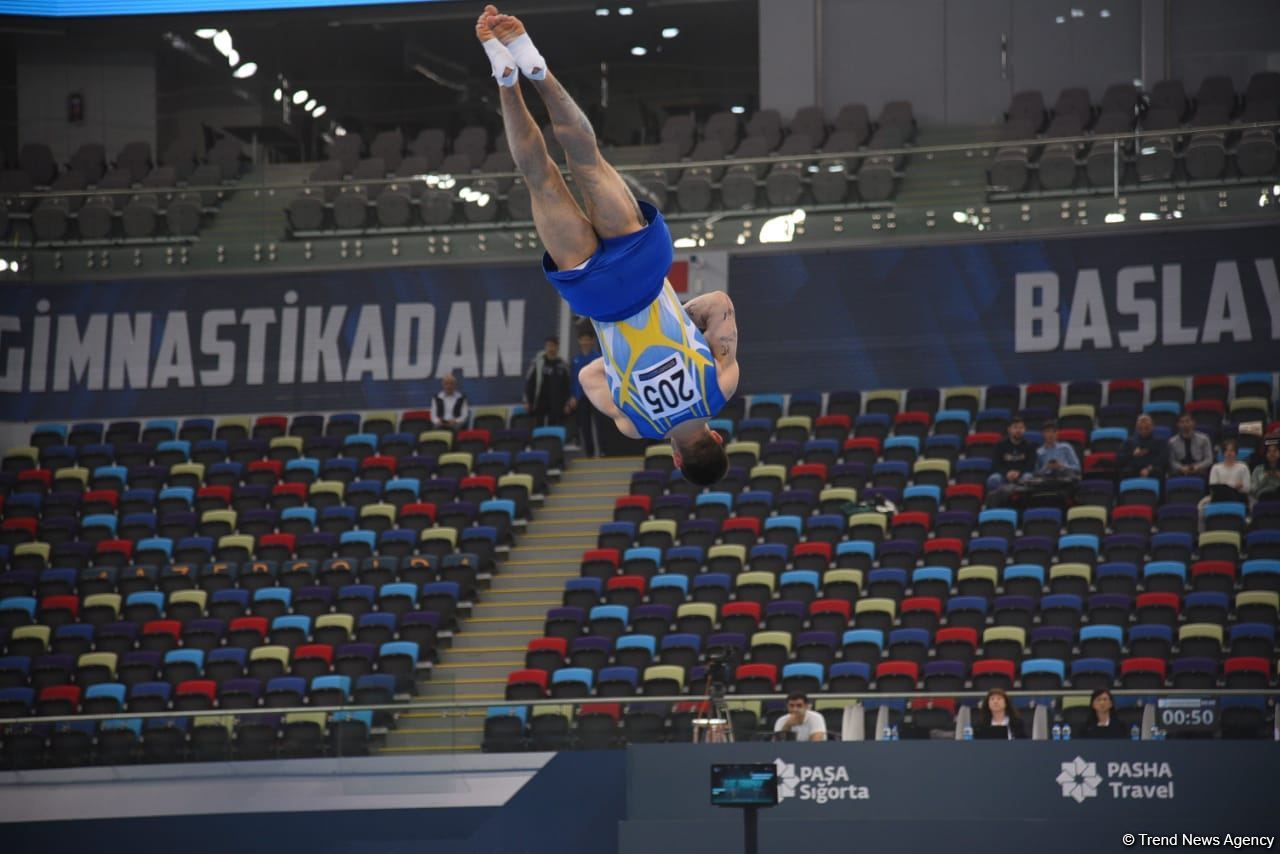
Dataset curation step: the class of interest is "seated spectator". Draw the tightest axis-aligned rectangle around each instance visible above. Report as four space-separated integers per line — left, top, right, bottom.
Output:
1031 420 1081 481
772 691 827 742
1081 689 1127 739
432 373 470 430
974 688 1025 740
1252 441 1280 504
1205 439 1250 503
1167 412 1213 477
1117 414 1167 479
984 416 1038 507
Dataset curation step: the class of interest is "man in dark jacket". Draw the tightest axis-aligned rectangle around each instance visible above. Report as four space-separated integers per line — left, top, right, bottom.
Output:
1117 414 1167 479
985 416 1038 507
524 336 571 427
569 325 604 456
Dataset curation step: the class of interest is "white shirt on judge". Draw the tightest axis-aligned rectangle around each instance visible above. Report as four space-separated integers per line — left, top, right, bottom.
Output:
774 708 827 741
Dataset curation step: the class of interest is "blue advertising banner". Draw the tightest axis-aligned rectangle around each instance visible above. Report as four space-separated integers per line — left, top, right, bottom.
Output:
0 264 559 421
731 224 1280 395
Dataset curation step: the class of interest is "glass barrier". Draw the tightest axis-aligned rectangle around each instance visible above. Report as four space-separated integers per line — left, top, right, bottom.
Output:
1 688 1276 766
2 119 1278 281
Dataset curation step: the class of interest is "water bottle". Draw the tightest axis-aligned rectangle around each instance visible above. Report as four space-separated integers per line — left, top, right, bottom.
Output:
1061 724 1072 742
882 726 892 741
890 725 899 741
1051 723 1062 741
1155 727 1166 742
1130 724 1141 741
963 725 973 741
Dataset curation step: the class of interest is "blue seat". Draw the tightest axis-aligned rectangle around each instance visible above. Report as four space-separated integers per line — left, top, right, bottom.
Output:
1089 427 1128 446
340 530 377 552
1241 559 1280 584
286 458 320 479
81 514 119 536
157 486 194 509
978 508 1018 530
623 546 663 567
1128 623 1174 647
378 640 420 662
841 629 884 650
254 587 292 608
836 540 876 562
659 633 700 654
311 674 352 698
598 666 639 690
935 409 972 429
616 634 657 656
479 499 516 520
782 661 824 684
883 436 920 455
650 575 689 595
136 537 174 559
912 567 952 589
780 570 820 594
550 667 593 691
486 704 528 723
903 484 942 505
125 590 164 613
282 507 318 527
1143 561 1187 583
589 605 629 625
947 596 988 617
1023 507 1063 530
379 582 418 603
695 492 732 511
888 628 930 651
829 661 872 682
1078 625 1124 647
693 574 731 595
1021 658 1066 681
763 516 803 536
271 614 311 635
968 537 1009 559
1069 657 1117 682
385 478 420 499
1057 534 1099 556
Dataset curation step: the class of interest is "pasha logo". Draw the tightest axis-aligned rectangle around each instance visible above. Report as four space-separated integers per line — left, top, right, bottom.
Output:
1057 757 1102 803
774 758 870 805
1056 756 1176 804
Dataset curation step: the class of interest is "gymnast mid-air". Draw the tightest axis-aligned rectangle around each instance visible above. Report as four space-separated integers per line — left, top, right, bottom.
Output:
476 5 738 486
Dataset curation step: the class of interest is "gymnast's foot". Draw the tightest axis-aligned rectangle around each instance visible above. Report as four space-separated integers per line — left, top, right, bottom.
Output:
476 5 517 87
485 6 547 80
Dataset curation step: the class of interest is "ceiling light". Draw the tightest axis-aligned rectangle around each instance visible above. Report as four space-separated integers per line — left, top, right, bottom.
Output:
952 211 968 224
595 7 609 15
292 89 310 105
195 28 218 39
1070 8 1084 17
1099 8 1111 17
673 237 697 249
1105 212 1125 223
226 49 239 67
334 126 347 136
0 260 8 272
662 27 679 38
272 87 282 102
1054 15 1065 24
233 61 257 79
630 46 647 56
730 105 745 114
312 105 327 118
305 98 317 112
1139 212 1159 221
618 6 634 15
212 29 232 55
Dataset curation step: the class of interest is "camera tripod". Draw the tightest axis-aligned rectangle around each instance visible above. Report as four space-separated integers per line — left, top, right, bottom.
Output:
692 673 734 743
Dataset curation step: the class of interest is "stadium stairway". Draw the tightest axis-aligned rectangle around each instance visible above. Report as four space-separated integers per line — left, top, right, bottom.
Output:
380 454 642 754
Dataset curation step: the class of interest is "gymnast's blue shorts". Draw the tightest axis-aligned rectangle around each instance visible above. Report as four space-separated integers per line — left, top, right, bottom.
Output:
542 201 673 323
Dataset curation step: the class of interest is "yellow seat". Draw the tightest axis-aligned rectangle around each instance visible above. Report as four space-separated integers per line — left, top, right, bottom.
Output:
1198 531 1241 551
1049 563 1093 585
775 415 813 434
748 464 787 483
362 411 397 433
217 415 252 437
912 458 951 479
958 565 999 588
818 487 857 506
1058 403 1096 424
736 571 776 593
497 473 533 493
4 446 39 467
821 568 863 591
169 462 205 485
1177 623 1224 647
1148 376 1187 397
725 441 761 464
315 613 355 637
217 534 255 555
200 509 238 534
10 624 51 652
360 503 397 524
418 430 455 452
855 597 896 619
249 645 290 667
848 512 888 534
168 589 208 613
864 389 902 410
750 630 792 653
52 466 90 488
77 651 118 676
420 527 459 547
982 626 1026 648
284 711 327 728
645 445 674 460
1066 505 1107 527
642 665 686 690
14 542 51 566
707 544 747 568
309 481 345 501
638 519 678 539
269 436 304 456
83 593 122 618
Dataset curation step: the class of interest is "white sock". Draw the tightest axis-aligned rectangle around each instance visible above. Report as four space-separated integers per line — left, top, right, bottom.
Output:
505 32 546 80
482 38 519 87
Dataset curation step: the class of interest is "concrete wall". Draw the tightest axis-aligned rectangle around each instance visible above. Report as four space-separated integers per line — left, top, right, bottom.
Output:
17 47 156 168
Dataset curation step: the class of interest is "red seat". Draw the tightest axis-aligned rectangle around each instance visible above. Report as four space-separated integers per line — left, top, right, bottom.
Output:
248 459 284 479
808 598 851 619
527 637 567 656
457 429 491 449
722 517 761 537
893 411 931 429
1058 428 1087 450
1026 382 1062 405
607 575 647 594
842 436 882 455
1107 379 1144 398
1083 452 1115 474
39 684 82 706
142 620 181 641
176 679 217 702
901 596 942 617
1190 560 1236 583
1136 592 1180 612
891 512 931 533
229 616 269 640
460 475 496 497
945 484 984 505
1120 657 1167 680
269 482 306 503
401 410 433 428
259 533 296 557
399 502 437 523
579 702 621 720
963 432 1002 453
198 485 232 507
734 663 778 688
910 696 956 714
935 627 978 649
1186 399 1225 416
295 644 333 666
255 415 288 433
1223 657 1270 678
506 668 549 694
815 414 851 434
2 518 38 538
923 538 964 559
1191 374 1229 396
972 659 1016 681
1112 505 1153 525
876 660 919 682
82 489 119 510
39 595 80 619
96 539 134 560
789 463 827 484
615 495 651 513
582 549 620 569
18 469 52 489
361 455 397 474
794 541 832 562
722 601 762 622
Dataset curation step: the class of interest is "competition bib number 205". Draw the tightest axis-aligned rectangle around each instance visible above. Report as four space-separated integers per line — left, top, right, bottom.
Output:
634 357 697 417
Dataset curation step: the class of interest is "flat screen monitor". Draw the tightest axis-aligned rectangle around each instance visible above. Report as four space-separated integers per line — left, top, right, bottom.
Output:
710 763 779 807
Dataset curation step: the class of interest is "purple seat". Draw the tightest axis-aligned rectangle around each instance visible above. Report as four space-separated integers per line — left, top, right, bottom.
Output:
863 487 901 506
706 632 747 656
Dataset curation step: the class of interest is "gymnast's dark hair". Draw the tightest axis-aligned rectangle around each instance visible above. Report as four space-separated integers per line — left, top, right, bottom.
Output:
679 432 729 487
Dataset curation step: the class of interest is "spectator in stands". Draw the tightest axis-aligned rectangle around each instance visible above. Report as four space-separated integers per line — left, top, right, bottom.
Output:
1081 689 1127 739
569 324 604 457
1023 421 1080 507
1168 412 1213 477
1252 441 1280 504
975 687 1024 739
1117 414 1167 479
985 416 1038 507
524 336 572 427
773 691 827 742
432 373 470 430
1203 439 1250 508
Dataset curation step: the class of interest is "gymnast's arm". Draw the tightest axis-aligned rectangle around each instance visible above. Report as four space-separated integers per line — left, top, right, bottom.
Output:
682 291 738 366
579 357 642 439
